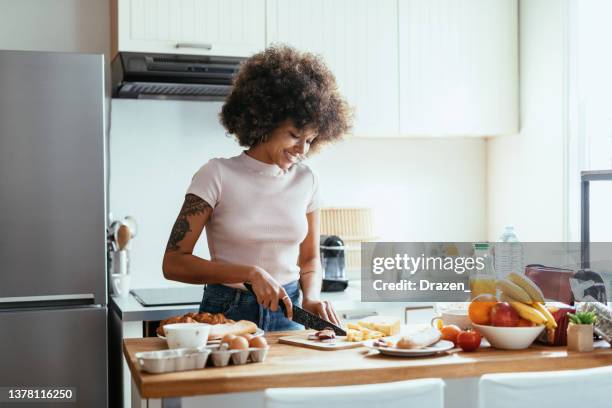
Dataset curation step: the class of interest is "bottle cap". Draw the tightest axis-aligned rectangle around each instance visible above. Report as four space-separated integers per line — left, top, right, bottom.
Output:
474 242 490 250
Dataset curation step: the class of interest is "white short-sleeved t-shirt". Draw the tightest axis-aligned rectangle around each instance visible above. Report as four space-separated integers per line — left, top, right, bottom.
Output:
187 152 322 286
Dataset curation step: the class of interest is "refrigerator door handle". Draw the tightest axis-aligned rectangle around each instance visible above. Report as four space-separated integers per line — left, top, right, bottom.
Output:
0 294 95 310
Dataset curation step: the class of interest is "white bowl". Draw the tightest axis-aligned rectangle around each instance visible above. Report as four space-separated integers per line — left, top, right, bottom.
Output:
473 323 544 350
164 323 211 349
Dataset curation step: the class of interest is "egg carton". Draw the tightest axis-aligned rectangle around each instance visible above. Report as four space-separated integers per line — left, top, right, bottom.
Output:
136 344 270 374
136 347 211 374
208 343 270 367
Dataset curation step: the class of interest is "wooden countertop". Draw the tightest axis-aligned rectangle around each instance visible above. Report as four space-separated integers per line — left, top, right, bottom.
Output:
124 331 612 399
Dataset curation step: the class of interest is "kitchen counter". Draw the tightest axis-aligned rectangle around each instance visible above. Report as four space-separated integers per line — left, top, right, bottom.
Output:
111 281 433 323
112 283 434 408
110 293 200 322
125 332 612 400
110 286 362 323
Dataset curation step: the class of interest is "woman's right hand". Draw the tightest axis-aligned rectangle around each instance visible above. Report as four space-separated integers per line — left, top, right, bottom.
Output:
248 266 293 319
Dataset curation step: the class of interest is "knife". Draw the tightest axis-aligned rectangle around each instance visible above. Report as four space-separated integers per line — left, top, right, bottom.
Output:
243 283 346 336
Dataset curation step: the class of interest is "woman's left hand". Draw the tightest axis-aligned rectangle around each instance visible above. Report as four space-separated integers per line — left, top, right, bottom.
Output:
302 298 341 326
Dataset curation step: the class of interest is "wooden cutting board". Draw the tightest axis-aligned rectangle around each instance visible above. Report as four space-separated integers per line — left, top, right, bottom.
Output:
278 333 363 350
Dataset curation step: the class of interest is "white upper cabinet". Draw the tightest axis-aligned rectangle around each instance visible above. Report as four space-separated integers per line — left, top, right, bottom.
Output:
112 0 519 136
266 0 400 136
398 0 519 136
114 0 265 57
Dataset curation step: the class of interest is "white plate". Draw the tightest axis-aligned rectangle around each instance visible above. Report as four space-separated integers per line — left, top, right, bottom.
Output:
363 339 454 357
157 327 264 343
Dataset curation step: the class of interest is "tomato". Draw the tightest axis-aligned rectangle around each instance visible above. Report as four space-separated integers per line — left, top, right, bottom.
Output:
440 324 462 346
456 329 481 352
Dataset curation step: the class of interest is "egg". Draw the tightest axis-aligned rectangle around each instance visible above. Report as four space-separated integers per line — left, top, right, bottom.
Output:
229 336 250 350
249 336 268 348
221 334 237 345
241 333 254 342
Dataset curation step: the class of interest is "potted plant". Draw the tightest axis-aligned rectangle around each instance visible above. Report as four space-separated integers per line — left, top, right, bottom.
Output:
566 311 597 352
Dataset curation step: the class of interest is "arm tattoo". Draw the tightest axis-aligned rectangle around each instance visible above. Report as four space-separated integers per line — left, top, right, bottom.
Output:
165 194 212 252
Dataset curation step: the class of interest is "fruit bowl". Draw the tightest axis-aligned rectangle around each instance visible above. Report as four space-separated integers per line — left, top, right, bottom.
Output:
473 324 544 350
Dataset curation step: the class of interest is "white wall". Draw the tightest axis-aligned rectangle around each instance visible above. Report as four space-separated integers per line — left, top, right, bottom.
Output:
0 0 487 289
110 99 486 288
568 0 612 243
486 0 567 241
0 0 109 55
308 137 486 242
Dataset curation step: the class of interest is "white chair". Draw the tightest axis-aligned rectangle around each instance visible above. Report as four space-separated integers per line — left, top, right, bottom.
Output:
479 365 612 408
264 378 444 408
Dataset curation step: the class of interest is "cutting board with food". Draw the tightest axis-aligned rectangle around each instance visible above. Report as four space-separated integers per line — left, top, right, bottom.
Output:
279 330 362 350
279 316 401 350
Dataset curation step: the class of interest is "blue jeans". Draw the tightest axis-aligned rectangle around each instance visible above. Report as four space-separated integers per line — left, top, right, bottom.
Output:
199 281 304 331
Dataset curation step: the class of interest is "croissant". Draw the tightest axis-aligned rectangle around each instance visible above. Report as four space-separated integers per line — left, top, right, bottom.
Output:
156 313 233 336
192 312 213 323
156 315 195 336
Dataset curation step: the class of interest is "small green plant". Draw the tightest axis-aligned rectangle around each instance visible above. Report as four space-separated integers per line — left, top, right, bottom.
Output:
568 311 597 325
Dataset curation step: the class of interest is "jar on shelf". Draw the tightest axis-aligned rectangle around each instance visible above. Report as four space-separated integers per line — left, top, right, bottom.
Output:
470 243 497 299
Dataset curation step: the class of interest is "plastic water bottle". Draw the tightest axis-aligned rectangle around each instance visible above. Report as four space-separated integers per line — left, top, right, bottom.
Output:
494 226 524 277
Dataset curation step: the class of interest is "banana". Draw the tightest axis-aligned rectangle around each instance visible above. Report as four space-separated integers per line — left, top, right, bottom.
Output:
499 293 518 303
497 279 532 303
508 272 545 303
532 302 557 329
506 300 547 325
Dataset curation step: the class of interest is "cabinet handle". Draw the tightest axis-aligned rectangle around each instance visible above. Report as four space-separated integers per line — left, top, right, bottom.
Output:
175 42 213 50
341 311 378 320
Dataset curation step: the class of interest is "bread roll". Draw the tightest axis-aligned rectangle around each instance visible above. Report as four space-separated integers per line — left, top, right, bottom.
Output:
396 327 441 349
208 320 258 340
157 313 252 338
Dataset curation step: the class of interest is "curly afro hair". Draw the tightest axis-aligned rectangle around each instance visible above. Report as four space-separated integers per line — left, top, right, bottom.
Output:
220 45 352 154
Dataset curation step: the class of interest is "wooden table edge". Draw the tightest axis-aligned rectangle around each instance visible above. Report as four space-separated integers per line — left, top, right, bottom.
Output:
124 335 612 399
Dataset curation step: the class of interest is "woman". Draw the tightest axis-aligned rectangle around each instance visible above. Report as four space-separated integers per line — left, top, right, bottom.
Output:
162 45 351 331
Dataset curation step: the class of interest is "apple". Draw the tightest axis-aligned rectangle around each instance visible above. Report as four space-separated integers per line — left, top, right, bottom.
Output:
490 302 519 327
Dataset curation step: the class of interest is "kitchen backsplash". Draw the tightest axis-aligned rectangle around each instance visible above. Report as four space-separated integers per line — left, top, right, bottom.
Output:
110 99 486 288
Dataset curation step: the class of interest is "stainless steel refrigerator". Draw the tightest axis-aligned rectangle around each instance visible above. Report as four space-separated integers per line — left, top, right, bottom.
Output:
0 51 108 407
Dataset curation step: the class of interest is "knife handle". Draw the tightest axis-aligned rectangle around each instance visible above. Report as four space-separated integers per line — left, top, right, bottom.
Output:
243 282 289 318
243 282 255 294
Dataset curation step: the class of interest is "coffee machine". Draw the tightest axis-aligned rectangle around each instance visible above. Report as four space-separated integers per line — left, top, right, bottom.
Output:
320 235 349 292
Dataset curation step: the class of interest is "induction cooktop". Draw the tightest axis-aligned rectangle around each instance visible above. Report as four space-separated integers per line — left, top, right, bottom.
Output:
130 286 203 307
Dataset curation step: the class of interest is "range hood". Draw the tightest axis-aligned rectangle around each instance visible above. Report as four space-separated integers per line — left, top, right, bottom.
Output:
111 52 244 101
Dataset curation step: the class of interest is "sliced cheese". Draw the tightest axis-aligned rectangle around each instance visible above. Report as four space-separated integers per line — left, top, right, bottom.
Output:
346 329 364 342
361 327 384 340
358 316 400 336
345 321 388 341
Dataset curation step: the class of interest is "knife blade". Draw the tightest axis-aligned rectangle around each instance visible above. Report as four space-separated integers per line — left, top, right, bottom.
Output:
243 283 346 336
